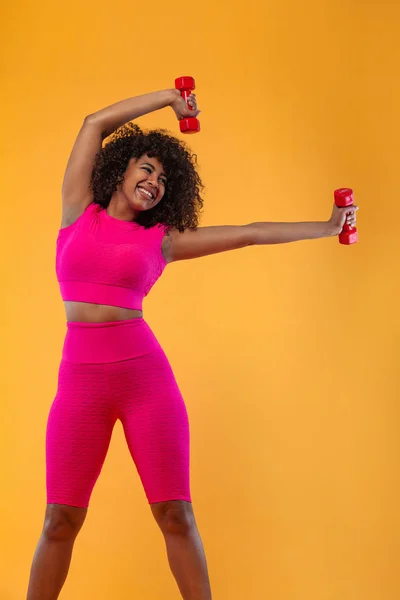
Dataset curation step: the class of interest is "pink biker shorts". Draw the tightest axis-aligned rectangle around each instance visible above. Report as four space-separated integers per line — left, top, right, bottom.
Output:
46 318 191 507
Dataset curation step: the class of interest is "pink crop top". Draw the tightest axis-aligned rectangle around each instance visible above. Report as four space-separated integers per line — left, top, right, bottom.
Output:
56 203 169 311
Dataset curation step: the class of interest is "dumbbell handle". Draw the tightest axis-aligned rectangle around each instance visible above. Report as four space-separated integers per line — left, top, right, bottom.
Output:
180 89 193 108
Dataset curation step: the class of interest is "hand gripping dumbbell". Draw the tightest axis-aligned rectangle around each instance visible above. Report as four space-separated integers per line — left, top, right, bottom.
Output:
175 76 200 134
334 188 358 245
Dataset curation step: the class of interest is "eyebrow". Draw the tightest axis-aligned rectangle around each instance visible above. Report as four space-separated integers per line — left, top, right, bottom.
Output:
142 162 167 179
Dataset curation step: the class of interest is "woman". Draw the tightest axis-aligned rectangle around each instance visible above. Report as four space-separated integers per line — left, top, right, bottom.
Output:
27 87 358 600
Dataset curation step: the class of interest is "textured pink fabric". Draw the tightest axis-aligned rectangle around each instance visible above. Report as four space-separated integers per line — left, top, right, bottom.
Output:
56 203 169 311
62 317 160 363
46 319 191 507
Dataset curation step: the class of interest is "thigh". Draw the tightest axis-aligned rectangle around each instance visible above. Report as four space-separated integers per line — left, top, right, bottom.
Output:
118 349 191 505
46 361 116 508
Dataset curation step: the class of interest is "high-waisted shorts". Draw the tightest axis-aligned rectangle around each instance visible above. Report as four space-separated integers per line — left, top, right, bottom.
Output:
46 318 191 507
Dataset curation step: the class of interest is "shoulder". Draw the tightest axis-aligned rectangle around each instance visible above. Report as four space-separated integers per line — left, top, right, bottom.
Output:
143 222 171 238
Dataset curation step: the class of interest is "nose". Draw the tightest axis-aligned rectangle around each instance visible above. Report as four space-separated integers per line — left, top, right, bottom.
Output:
147 179 158 194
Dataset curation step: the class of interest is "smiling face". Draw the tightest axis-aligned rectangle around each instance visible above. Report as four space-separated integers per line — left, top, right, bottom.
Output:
121 154 167 215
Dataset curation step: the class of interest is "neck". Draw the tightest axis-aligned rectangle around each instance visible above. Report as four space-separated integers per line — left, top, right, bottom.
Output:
107 192 139 222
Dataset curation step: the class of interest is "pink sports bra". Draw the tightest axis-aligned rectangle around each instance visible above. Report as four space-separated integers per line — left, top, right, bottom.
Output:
56 203 169 311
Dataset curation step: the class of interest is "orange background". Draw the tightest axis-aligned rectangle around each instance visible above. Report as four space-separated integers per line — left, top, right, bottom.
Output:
1 1 399 599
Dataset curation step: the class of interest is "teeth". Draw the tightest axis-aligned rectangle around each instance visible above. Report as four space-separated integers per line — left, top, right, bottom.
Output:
138 187 154 199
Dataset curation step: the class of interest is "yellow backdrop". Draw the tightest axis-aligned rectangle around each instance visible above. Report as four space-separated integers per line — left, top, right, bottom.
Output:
1 0 399 599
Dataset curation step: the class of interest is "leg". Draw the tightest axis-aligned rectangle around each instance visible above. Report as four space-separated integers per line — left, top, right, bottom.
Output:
27 504 87 600
152 500 211 600
117 349 211 600
27 361 115 600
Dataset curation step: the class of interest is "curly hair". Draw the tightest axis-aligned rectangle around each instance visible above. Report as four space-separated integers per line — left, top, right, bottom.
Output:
90 122 204 231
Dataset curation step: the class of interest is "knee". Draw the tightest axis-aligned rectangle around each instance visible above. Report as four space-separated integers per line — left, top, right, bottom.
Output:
42 504 87 542
152 501 195 537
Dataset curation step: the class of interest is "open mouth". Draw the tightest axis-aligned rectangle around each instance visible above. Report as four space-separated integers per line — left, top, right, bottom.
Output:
137 186 155 201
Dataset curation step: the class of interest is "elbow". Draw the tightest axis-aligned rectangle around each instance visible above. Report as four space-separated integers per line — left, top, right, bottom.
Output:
83 113 97 125
83 113 107 137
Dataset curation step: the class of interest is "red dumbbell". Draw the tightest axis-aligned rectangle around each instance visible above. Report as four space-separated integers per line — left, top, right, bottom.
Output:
175 76 200 134
334 188 358 245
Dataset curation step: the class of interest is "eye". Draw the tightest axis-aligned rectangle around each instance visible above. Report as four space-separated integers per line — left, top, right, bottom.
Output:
142 166 151 174
160 178 167 186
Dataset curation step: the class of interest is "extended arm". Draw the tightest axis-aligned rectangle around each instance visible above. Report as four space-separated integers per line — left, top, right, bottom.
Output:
164 207 358 262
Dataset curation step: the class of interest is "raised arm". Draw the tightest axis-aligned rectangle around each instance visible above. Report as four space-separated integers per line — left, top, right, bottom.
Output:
61 88 188 228
163 204 359 262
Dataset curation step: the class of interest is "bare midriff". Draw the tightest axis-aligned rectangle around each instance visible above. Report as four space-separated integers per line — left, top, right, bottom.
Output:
64 301 143 323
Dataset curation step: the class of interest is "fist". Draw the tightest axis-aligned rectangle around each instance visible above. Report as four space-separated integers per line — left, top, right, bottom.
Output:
170 89 200 121
328 202 359 235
